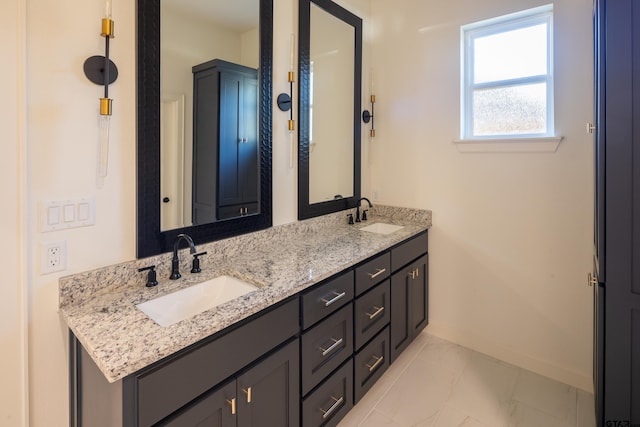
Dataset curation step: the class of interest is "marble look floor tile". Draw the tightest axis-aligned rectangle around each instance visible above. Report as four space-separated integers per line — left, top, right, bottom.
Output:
432 405 491 427
384 332 430 380
359 410 406 427
506 401 574 427
375 357 458 426
445 352 519 427
577 389 596 427
415 334 473 380
511 369 577 425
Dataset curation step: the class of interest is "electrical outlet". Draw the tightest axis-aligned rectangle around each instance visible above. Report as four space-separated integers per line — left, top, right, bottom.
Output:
41 241 67 274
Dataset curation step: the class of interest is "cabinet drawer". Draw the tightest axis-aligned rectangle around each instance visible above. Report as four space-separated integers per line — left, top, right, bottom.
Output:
354 326 390 404
301 304 353 396
355 252 390 296
301 271 354 330
133 298 299 427
302 359 353 427
391 231 428 272
354 280 390 350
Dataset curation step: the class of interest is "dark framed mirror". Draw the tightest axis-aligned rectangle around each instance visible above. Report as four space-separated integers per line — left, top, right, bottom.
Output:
298 0 362 220
137 0 273 258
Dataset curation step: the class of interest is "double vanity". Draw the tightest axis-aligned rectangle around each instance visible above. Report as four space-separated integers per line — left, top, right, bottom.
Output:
62 206 431 426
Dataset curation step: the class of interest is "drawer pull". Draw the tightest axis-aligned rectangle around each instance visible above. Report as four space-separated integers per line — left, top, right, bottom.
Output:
368 268 387 280
365 305 385 320
365 355 384 372
321 291 346 307
320 395 344 419
226 398 236 415
242 387 252 403
320 338 343 357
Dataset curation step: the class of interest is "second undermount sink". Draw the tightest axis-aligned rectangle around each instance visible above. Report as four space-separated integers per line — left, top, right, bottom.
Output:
359 222 404 235
136 276 259 327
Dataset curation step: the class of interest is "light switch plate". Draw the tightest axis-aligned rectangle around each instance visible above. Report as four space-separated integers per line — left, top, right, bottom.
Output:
40 197 95 232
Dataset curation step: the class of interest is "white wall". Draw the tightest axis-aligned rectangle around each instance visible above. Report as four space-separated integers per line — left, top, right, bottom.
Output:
1 0 28 424
369 0 594 390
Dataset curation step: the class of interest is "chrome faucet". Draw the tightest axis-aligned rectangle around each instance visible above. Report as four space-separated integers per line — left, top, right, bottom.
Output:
170 233 197 280
355 197 373 222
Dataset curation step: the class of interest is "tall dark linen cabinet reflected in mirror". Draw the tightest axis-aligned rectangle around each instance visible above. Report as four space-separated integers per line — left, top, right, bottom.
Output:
136 0 273 258
298 0 363 220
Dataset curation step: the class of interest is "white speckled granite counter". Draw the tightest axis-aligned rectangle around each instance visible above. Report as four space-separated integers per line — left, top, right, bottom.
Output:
59 205 431 383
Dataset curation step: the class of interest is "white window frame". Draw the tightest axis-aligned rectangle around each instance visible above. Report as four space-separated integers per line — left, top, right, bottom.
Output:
460 5 555 142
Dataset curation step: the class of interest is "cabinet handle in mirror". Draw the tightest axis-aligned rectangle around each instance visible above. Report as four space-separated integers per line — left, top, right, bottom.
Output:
321 291 346 307
226 398 236 415
365 355 384 372
320 395 344 419
242 387 252 403
368 268 386 280
320 337 343 357
365 306 384 320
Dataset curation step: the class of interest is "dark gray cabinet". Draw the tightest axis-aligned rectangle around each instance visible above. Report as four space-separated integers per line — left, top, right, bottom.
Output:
192 59 259 224
71 299 299 427
390 233 428 363
159 339 299 427
594 1 640 424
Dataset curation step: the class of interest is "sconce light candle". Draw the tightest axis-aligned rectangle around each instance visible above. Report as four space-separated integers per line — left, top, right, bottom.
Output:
83 0 118 187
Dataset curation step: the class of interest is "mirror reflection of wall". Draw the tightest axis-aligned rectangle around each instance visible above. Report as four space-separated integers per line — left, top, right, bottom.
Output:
308 2 355 204
160 0 260 231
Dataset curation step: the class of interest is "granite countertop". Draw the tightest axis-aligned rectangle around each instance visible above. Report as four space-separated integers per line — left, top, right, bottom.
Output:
59 206 431 383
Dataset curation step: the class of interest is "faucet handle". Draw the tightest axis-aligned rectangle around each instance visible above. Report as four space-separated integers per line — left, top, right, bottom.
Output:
347 213 354 225
138 265 158 287
191 252 207 273
362 209 368 221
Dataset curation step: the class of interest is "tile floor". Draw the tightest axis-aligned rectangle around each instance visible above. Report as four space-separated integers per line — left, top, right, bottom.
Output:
338 332 596 427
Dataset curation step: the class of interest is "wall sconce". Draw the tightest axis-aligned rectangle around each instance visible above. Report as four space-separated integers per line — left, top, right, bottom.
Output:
277 35 296 132
83 0 118 188
277 34 296 168
362 94 375 138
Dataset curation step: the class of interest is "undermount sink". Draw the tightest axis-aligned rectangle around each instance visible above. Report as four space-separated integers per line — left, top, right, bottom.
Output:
359 222 404 235
136 276 259 327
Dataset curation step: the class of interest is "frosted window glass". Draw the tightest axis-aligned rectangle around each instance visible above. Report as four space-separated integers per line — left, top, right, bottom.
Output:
474 24 547 84
473 83 546 136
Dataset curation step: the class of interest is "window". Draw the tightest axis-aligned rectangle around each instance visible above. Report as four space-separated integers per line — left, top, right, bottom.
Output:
461 5 554 140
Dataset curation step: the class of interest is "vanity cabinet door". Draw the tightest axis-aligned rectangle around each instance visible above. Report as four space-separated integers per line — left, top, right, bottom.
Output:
237 339 300 427
390 254 428 363
159 380 236 427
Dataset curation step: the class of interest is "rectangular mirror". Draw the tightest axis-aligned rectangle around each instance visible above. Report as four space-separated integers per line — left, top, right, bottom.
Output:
137 0 273 258
298 0 362 219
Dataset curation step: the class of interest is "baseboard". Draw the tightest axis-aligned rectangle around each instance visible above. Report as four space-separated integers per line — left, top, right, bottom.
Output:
425 323 593 393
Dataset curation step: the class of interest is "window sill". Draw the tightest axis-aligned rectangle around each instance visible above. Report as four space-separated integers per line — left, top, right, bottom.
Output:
452 136 563 153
